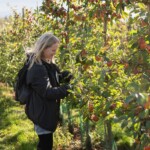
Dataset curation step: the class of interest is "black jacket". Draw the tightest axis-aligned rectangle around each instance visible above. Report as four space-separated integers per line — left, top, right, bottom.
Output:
25 62 69 132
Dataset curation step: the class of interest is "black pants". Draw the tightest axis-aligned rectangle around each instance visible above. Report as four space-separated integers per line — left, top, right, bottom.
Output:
37 133 53 150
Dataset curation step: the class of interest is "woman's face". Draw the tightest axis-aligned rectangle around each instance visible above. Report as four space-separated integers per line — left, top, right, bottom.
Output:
43 42 59 59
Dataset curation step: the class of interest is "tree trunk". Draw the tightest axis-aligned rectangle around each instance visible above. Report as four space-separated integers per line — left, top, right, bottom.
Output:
85 119 92 150
104 120 113 150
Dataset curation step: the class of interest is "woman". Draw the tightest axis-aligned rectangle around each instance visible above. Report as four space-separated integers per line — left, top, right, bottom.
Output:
25 32 72 150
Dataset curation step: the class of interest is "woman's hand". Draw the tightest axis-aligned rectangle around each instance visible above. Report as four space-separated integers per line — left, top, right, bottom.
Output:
60 70 73 83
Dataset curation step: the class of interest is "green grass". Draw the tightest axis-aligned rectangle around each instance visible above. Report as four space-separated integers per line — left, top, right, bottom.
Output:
0 84 37 150
0 83 73 150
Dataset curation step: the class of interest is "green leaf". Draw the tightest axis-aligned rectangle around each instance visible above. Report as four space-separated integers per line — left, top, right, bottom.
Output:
146 121 150 130
101 91 110 98
76 87 81 94
115 115 128 123
121 120 128 128
143 73 150 81
139 109 149 119
125 95 135 104
136 93 146 105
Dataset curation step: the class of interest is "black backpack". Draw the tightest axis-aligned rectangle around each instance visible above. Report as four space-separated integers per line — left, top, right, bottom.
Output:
14 61 31 105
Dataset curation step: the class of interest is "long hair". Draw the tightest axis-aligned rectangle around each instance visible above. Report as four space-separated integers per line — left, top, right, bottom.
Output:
26 32 60 69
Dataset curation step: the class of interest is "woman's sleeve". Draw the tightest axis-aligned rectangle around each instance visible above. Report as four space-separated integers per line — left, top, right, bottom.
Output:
27 65 69 100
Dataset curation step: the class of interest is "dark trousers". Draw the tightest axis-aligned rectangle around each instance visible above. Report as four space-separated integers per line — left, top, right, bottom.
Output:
37 133 53 150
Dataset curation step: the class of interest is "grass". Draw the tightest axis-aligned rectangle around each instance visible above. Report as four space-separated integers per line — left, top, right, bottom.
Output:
0 83 74 150
0 83 37 150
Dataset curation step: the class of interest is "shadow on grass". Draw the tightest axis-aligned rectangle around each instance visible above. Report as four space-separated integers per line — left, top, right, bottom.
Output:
0 131 22 145
0 96 17 114
0 131 37 150
16 141 37 150
0 89 37 150
0 96 22 130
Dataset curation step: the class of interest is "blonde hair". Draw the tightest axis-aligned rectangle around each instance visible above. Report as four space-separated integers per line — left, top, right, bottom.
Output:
27 32 60 69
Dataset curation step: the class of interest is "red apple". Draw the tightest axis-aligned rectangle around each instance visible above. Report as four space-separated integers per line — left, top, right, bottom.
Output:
109 103 117 110
95 56 102 61
90 114 99 122
138 37 147 49
107 61 113 67
144 146 150 150
81 49 88 57
146 45 150 54
124 63 129 69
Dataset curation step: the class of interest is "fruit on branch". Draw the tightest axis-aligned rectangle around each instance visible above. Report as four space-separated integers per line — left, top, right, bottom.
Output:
112 12 117 17
83 64 90 71
81 49 88 57
90 114 99 122
45 0 54 7
144 101 150 109
113 0 117 2
109 103 117 110
74 14 81 21
134 105 144 116
144 146 150 150
74 13 86 21
144 95 150 109
95 56 102 62
133 68 140 74
70 4 82 11
124 63 129 69
138 37 147 50
146 45 150 54
140 19 149 27
117 14 121 19
107 61 113 67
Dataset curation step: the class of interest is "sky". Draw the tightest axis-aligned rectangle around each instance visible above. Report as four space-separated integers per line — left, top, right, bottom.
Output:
0 0 43 18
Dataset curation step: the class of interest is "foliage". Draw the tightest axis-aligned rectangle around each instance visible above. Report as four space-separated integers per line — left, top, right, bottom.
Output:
0 0 150 149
